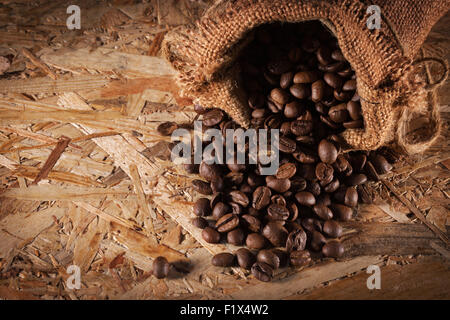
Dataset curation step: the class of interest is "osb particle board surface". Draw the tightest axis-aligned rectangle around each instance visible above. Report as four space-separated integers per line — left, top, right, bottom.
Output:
0 1 448 300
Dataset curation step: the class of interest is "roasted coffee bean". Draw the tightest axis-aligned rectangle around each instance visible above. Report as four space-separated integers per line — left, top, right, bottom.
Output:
153 256 170 279
212 253 235 267
307 181 322 197
251 261 273 282
262 221 288 247
280 121 291 135
323 220 343 238
301 218 323 233
192 180 212 195
293 71 320 83
310 231 327 251
246 233 267 250
284 100 303 118
264 114 283 129
236 248 255 269
315 162 334 181
289 250 311 267
371 154 393 174
323 72 343 89
320 115 341 129
266 176 291 193
331 203 353 221
313 204 333 220
210 193 223 209
194 198 211 217
311 79 326 102
291 176 307 192
267 59 292 75
347 101 362 120
291 120 313 136
278 136 297 153
241 214 262 233
289 84 310 99
267 204 290 221
276 162 297 179
343 119 363 128
191 217 208 229
157 122 178 136
230 202 244 215
331 49 345 61
344 186 358 207
322 240 345 258
202 227 221 243
286 228 307 252
270 88 290 104
345 173 368 186
318 139 338 164
328 103 349 123
257 250 281 269
199 161 221 181
343 79 356 91
212 202 230 220
227 228 245 245
252 186 271 210
287 202 299 221
295 191 316 206
334 89 353 101
211 177 225 193
271 194 287 207
317 46 332 65
252 108 268 119
203 109 224 126
228 190 249 207
317 193 332 206
364 160 379 181
280 71 294 89
215 213 239 233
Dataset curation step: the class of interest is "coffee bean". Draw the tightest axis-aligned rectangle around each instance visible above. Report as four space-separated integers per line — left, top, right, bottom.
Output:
311 79 326 102
270 88 290 105
284 101 303 118
267 204 290 221
228 190 249 207
252 108 268 119
343 119 363 128
316 46 332 65
291 176 307 192
344 186 358 207
230 202 244 215
252 186 271 210
266 176 291 193
313 204 333 220
194 198 211 217
289 250 311 267
210 193 223 209
227 228 246 245
257 250 281 269
318 139 338 164
289 84 310 99
212 253 235 267
199 161 221 182
246 233 267 250
301 218 323 233
293 149 318 164
310 231 327 251
278 136 297 153
192 180 213 195
345 173 368 186
328 103 349 123
334 89 353 101
280 72 294 89
371 154 393 174
323 220 343 238
241 214 262 233
153 256 170 279
324 73 343 89
291 120 313 136
343 79 356 91
203 109 224 126
295 191 316 206
331 49 345 61
287 202 299 221
202 227 221 243
191 217 208 229
286 228 307 252
236 248 255 269
262 221 288 247
322 240 344 258
215 213 239 233
293 71 320 83
331 203 353 221
251 261 273 282
157 122 178 136
347 101 362 120
212 202 230 220
276 163 297 179
315 162 334 181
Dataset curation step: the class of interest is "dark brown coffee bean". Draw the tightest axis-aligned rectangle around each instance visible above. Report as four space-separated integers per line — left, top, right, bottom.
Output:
291 120 313 136
276 163 297 179
230 202 243 215
267 204 290 221
343 79 356 91
266 176 291 193
331 204 353 221
212 253 235 267
270 88 290 105
228 190 249 207
211 177 225 193
301 218 323 233
344 186 358 207
241 214 262 233
157 122 178 136
318 139 338 164
284 100 303 118
289 84 310 99
210 192 223 209
215 213 239 233
202 227 220 243
264 114 283 129
295 191 316 206
227 228 245 245
192 179 212 195
270 194 286 207
252 108 268 119
322 240 344 258
347 101 362 120
199 161 221 182
321 61 346 72
311 79 326 102
278 136 297 153
251 261 273 282
364 160 379 181
280 121 291 135
252 186 271 210
246 233 267 250
320 115 341 129
280 71 294 89
306 181 321 197
313 204 333 220
291 176 307 192
328 103 349 123
293 149 318 164
267 59 292 75
334 89 353 101
293 71 320 83
316 46 332 65
153 256 170 279
286 228 307 252
203 109 224 127
191 217 208 229
315 162 334 181
317 193 332 206
371 154 393 174
262 221 288 247
323 220 343 238
212 202 230 220
310 231 327 251
289 250 311 267
296 135 315 145
345 173 368 186
257 250 281 269
236 248 255 269
324 72 343 89
343 119 363 128
331 49 345 61
194 198 211 217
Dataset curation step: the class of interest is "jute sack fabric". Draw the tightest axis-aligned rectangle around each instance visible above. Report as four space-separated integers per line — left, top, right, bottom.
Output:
163 0 449 152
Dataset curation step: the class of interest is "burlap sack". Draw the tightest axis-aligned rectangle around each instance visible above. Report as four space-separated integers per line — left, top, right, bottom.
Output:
163 0 449 153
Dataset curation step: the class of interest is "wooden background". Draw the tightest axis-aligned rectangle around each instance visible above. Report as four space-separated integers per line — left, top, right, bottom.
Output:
0 0 448 300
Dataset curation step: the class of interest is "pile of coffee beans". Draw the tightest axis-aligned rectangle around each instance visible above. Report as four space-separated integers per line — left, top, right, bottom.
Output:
158 22 393 282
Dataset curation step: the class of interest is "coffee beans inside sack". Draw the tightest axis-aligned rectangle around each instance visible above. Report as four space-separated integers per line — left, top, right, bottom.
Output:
158 22 396 282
